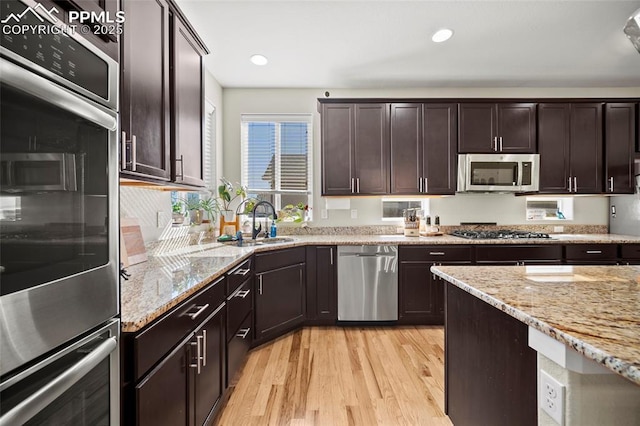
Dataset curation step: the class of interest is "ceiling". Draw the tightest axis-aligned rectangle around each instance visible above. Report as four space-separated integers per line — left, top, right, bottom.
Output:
175 0 640 89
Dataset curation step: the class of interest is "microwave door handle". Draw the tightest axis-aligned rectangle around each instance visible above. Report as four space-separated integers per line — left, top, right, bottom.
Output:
516 164 523 187
0 337 117 426
0 58 117 131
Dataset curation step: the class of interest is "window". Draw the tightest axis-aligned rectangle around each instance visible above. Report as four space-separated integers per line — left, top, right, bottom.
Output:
381 198 430 220
241 114 312 217
526 197 573 220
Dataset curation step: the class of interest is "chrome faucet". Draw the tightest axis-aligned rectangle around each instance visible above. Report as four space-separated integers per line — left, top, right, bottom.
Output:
252 201 278 239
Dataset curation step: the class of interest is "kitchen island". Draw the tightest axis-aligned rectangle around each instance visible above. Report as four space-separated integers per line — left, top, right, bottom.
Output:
431 264 640 426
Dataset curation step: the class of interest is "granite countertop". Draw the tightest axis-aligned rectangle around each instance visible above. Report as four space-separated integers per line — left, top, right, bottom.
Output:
121 233 640 333
431 264 640 385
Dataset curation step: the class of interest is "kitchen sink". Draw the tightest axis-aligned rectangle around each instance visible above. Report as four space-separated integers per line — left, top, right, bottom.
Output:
238 237 296 246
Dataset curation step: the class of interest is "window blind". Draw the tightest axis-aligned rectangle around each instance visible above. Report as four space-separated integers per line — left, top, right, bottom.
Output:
241 114 312 211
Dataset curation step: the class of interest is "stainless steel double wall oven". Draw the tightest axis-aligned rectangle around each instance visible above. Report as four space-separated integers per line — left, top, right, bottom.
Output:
0 0 120 424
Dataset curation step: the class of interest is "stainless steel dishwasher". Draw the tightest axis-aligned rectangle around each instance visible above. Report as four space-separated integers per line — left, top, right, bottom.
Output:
337 245 398 321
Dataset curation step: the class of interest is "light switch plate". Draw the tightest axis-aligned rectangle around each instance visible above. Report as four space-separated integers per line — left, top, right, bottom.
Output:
350 209 358 219
321 209 328 219
157 211 171 228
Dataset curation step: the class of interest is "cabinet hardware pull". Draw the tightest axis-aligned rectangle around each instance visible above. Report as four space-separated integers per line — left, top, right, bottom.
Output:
235 290 250 299
258 275 263 295
175 155 184 180
351 178 355 193
131 134 137 171
330 247 334 265
418 177 423 193
234 268 250 276
493 136 498 152
189 335 202 374
424 177 428 193
202 330 207 367
568 176 572 192
573 177 577 192
609 177 614 192
299 268 303 283
586 250 602 254
356 178 360 193
185 304 209 320
236 328 251 339
121 131 128 170
499 136 503 152
429 252 445 256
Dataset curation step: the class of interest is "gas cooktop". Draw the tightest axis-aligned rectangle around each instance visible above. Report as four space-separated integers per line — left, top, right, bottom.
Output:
450 229 550 240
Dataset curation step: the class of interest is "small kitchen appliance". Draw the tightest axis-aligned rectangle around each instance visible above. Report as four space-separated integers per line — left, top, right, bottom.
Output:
457 153 540 193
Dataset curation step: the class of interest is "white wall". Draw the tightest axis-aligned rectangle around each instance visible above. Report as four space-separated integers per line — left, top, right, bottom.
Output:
222 87 640 226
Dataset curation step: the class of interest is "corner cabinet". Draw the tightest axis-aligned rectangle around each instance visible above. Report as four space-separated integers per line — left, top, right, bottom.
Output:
538 103 603 194
321 103 390 195
254 247 306 344
390 103 457 195
458 103 537 153
120 0 208 188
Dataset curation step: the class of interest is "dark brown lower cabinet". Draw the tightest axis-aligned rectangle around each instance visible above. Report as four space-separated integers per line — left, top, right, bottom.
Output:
564 244 618 264
475 245 563 265
305 246 337 324
445 283 537 426
620 244 640 265
398 246 472 325
254 247 306 344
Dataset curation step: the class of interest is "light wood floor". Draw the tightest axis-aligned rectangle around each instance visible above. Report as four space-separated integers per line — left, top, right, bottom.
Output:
217 326 453 426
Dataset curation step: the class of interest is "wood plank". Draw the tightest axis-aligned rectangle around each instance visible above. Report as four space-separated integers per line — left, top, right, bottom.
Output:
217 326 452 426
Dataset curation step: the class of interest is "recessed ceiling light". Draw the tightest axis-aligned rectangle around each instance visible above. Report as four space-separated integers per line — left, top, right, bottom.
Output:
250 54 268 66
432 28 454 43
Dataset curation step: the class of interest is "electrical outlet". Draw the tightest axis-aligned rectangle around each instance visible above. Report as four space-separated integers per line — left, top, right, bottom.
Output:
553 226 564 233
350 209 357 219
321 209 328 219
540 369 565 425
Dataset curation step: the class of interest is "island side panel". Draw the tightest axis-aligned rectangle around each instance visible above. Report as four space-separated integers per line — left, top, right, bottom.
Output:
445 283 537 426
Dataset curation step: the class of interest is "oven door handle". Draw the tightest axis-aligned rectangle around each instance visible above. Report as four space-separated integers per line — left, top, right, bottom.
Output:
0 58 117 131
0 336 117 426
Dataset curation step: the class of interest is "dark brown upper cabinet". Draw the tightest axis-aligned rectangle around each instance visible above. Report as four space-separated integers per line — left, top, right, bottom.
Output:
121 0 172 181
390 103 457 195
171 14 206 187
321 103 390 195
121 0 208 188
458 103 536 153
538 103 603 194
604 103 636 194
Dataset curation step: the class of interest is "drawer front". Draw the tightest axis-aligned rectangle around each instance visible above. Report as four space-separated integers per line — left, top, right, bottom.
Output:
399 245 473 262
227 257 253 295
565 244 618 261
255 247 306 273
134 276 226 380
227 280 252 337
227 314 252 386
476 245 562 263
620 244 640 260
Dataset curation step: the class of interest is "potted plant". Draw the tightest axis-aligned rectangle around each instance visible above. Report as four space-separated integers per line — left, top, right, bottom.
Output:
277 202 310 224
217 178 246 224
184 196 204 225
172 200 185 225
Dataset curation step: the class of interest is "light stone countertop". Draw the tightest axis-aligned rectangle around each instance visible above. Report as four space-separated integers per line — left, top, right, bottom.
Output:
120 233 640 333
431 264 640 385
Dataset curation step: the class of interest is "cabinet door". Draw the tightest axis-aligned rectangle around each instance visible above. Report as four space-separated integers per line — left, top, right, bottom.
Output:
255 263 305 341
570 103 603 193
458 103 496 153
398 262 435 323
192 305 225 426
538 103 571 193
314 246 337 321
121 0 171 181
390 103 422 194
136 338 188 426
423 103 457 194
604 103 636 194
321 104 354 195
172 16 205 187
496 103 537 153
354 103 390 194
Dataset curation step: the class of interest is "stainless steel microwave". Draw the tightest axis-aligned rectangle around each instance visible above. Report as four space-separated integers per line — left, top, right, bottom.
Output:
457 153 540 192
1 153 78 192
